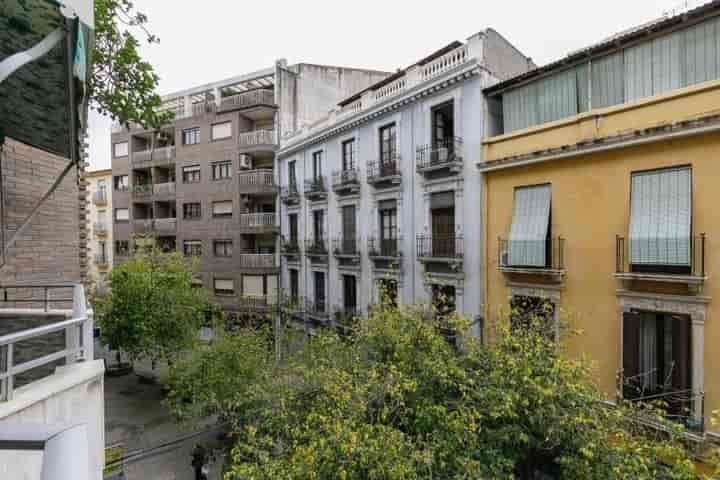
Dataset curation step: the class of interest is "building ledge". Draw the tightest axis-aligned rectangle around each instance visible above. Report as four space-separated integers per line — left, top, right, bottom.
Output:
500 266 565 283
416 160 463 175
613 272 707 286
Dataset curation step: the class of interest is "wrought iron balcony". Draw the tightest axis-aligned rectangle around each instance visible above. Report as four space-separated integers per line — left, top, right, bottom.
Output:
238 253 277 271
334 306 360 333
304 238 328 257
92 191 107 206
281 237 301 257
238 129 277 150
238 213 277 233
331 169 360 195
615 235 707 289
239 169 277 195
94 254 110 268
368 236 402 259
304 176 327 201
306 298 329 322
366 157 401 187
132 146 176 165
416 234 464 262
93 221 108 236
218 89 276 113
333 237 360 258
280 183 301 205
416 137 463 175
237 295 279 312
498 237 566 282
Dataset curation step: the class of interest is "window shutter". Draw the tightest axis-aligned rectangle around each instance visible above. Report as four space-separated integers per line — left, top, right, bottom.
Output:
629 167 691 266
213 201 233 215
624 42 653 102
214 279 234 291
592 51 624 108
652 30 683 95
211 122 232 139
378 199 397 211
536 68 578 124
242 276 264 297
508 184 551 267
115 209 129 221
684 18 720 86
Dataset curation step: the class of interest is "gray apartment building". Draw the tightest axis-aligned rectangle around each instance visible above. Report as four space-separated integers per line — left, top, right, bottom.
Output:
276 30 533 336
110 61 388 315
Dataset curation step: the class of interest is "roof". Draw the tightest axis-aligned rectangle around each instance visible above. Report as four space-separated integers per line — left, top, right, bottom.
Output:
484 0 720 96
338 41 463 107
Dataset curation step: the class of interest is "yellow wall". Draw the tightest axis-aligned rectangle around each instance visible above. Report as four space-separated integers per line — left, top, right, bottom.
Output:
483 126 720 434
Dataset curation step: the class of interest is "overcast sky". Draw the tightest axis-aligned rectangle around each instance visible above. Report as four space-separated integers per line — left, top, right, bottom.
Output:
87 0 695 171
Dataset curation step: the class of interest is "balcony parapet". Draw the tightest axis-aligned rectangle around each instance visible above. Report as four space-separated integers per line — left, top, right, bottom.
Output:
218 89 276 113
304 176 328 201
239 130 277 150
368 237 402 262
331 169 360 195
238 169 277 194
417 234 463 270
498 237 566 283
366 158 401 187
239 253 277 271
93 222 108 237
132 146 176 165
416 137 463 176
333 238 360 260
280 184 301 205
239 213 277 233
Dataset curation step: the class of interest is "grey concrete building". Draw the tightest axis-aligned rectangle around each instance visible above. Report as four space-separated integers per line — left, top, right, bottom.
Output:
277 30 533 335
110 61 389 315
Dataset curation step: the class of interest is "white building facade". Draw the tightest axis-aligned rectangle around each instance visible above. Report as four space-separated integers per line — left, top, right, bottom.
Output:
277 30 532 335
85 169 113 292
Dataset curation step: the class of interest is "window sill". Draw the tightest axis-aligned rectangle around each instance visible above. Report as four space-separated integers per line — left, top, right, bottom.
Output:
214 292 235 297
613 272 706 286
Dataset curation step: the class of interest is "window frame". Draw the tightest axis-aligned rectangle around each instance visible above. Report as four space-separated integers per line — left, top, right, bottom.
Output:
183 240 203 257
182 127 201 146
312 150 323 180
114 208 129 223
115 240 130 256
182 202 202 220
182 165 201 184
342 138 356 171
379 123 397 164
114 175 129 191
113 141 129 158
213 239 233 257
212 200 233 218
212 160 232 181
214 278 235 296
211 121 232 141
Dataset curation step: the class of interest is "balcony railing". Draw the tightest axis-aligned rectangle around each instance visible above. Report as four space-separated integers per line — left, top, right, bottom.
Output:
281 237 301 256
153 218 177 234
132 146 176 164
0 284 92 402
280 184 301 204
238 169 276 193
332 169 360 194
417 234 464 260
416 137 463 173
132 219 153 234
130 183 152 197
238 295 278 312
334 306 360 331
615 235 706 284
239 213 277 230
333 237 360 257
304 176 327 200
306 298 329 320
239 253 276 269
239 130 276 149
498 237 565 274
219 89 275 112
93 222 108 236
92 191 107 206
366 157 401 185
153 181 176 196
305 238 328 256
368 236 402 258
94 254 110 267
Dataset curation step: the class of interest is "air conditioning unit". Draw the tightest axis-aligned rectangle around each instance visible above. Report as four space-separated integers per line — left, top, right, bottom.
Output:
239 154 252 170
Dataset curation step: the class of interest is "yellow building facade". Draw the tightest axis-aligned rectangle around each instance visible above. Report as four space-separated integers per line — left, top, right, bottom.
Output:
480 5 720 440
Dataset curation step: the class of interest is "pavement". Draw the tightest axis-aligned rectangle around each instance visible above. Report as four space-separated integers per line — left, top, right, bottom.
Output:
100 344 225 480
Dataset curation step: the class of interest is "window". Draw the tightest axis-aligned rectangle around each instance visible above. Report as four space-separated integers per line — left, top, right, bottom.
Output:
629 167 691 273
114 208 129 222
97 179 107 195
430 192 456 257
289 214 298 244
214 278 235 296
183 202 201 220
379 123 397 164
313 210 324 239
182 165 201 183
342 139 355 171
314 271 325 312
290 269 299 302
113 141 128 158
212 201 233 218
312 151 323 180
343 275 357 311
115 240 129 256
213 240 233 257
432 101 455 145
507 184 551 267
342 205 357 253
114 175 128 191
212 160 232 180
183 240 202 257
183 127 200 145
379 200 397 256
288 161 297 188
211 122 232 140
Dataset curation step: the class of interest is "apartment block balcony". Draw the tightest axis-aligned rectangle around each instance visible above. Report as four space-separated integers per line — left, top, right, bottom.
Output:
281 237 302 258
416 137 463 176
237 295 279 313
238 213 278 234
92 191 107 206
238 169 277 195
304 176 328 201
417 234 464 268
153 181 176 198
332 169 360 195
130 183 153 198
305 238 329 260
93 221 108 237
132 218 153 235
280 184 301 205
498 237 566 283
94 254 110 269
615 235 707 291
306 298 330 324
153 218 177 235
366 157 401 188
368 236 403 263
132 146 176 165
239 253 278 272
218 89 276 114
333 237 360 260
238 130 277 152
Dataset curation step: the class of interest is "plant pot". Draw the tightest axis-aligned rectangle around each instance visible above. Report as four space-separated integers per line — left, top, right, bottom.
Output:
105 362 134 377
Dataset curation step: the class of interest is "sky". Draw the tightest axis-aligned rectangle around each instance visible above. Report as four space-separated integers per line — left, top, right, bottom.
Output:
87 0 698 171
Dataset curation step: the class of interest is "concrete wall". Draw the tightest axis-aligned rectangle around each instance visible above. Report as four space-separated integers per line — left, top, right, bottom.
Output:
480 28 536 81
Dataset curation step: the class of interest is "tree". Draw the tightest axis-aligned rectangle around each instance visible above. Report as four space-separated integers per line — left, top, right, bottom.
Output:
168 298 710 479
91 0 171 128
94 248 214 365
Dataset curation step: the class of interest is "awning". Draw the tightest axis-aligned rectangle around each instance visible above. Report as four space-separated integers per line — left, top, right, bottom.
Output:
508 184 551 267
629 167 691 266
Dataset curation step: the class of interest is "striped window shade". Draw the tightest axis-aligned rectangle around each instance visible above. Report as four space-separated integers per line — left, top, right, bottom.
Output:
242 275 265 297
508 184 551 267
629 167 692 266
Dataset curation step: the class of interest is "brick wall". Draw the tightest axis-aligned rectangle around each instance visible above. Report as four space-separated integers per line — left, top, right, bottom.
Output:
0 137 85 286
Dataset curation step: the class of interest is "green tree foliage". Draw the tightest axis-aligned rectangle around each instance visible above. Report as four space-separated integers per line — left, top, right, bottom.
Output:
168 299 709 479
94 248 213 364
91 0 171 128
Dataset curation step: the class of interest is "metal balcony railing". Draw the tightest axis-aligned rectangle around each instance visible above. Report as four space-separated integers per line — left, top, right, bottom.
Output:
368 236 401 258
239 130 276 148
333 238 360 257
498 237 565 271
306 298 328 318
280 184 300 203
0 284 92 402
334 306 360 330
132 146 176 164
219 89 275 111
281 237 301 255
238 295 278 311
416 234 464 259
366 157 401 184
239 213 276 229
239 253 276 269
94 254 110 266
92 191 107 205
304 176 327 197
93 222 108 235
332 169 360 192
616 234 706 278
416 137 463 171
304 238 328 256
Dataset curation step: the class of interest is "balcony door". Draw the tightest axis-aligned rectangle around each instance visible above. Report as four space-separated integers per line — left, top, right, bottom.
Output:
288 161 297 189
313 210 324 241
379 123 397 173
342 205 356 253
314 271 326 312
379 200 397 256
289 214 298 245
342 139 355 171
343 275 357 312
290 269 299 303
432 101 455 151
431 192 455 257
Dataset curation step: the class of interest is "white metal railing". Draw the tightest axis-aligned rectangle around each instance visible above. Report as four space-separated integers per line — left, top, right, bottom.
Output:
238 169 275 188
375 77 407 101
220 89 275 110
239 130 276 148
132 146 176 164
239 253 276 269
153 182 176 196
421 45 469 81
0 284 92 402
93 222 108 235
239 213 276 228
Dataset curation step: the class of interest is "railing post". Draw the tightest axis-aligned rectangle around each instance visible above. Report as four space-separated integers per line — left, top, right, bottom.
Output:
2 343 14 401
